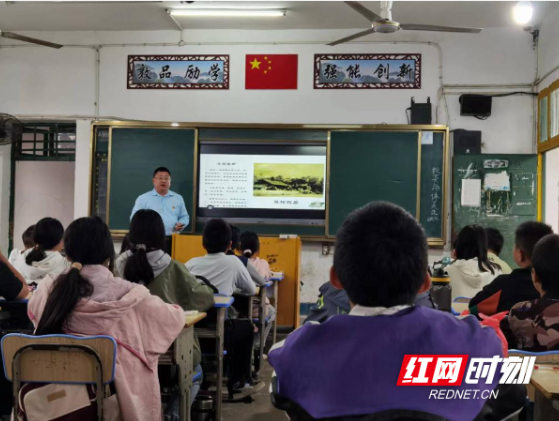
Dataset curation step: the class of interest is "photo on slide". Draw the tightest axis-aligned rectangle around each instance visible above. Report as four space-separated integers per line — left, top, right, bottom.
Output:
253 163 325 198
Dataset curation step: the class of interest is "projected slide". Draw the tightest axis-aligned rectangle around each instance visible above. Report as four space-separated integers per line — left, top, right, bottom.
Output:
199 153 326 211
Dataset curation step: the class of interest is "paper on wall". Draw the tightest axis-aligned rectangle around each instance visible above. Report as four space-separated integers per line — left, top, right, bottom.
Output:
461 179 482 207
484 171 510 191
421 131 434 145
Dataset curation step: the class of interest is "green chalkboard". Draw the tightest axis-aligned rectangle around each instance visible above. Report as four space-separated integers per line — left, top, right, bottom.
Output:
108 128 195 231
420 132 445 239
453 154 538 268
328 131 419 236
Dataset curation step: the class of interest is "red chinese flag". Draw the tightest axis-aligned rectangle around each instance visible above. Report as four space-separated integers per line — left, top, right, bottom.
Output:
245 54 298 89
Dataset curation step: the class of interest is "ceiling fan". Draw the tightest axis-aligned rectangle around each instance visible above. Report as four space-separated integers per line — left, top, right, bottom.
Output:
328 1 482 46
0 31 62 49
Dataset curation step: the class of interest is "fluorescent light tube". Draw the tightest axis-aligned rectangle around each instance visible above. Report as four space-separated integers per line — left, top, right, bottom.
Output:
7 0 163 4
169 9 286 17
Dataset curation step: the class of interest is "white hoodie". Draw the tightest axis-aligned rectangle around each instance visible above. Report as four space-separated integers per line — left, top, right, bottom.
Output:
13 249 70 285
447 258 501 300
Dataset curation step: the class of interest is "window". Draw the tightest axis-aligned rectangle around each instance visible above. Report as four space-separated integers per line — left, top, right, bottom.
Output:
551 89 559 139
16 122 76 161
540 96 548 143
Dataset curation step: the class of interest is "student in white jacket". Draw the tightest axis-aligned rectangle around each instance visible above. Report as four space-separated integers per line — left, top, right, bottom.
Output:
447 224 501 300
8 224 35 267
13 217 69 285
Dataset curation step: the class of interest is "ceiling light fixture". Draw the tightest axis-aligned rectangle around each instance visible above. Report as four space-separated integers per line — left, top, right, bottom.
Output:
513 1 533 25
168 9 286 18
6 0 163 4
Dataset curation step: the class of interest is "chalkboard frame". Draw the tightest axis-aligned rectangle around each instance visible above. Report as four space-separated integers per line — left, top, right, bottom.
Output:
89 121 449 245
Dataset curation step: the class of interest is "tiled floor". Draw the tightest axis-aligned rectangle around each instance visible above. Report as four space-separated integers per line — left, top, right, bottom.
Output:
221 361 286 421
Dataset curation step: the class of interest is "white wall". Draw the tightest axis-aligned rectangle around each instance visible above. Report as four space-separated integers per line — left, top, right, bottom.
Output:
0 27 538 301
0 145 11 254
537 5 559 89
12 161 75 250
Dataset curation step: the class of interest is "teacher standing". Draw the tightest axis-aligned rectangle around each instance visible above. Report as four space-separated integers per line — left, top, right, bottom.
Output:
131 167 189 239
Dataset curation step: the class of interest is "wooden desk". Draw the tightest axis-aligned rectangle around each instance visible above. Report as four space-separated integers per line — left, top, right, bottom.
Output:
160 312 207 421
269 276 284 344
531 368 559 421
253 281 273 374
195 295 234 421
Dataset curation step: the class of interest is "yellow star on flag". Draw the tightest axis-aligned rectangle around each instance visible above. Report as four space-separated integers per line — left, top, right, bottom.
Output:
250 58 262 70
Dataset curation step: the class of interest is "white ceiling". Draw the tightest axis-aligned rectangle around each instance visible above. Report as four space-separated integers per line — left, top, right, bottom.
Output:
0 1 555 32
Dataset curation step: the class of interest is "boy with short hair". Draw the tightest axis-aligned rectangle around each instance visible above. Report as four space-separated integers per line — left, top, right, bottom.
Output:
469 222 552 316
506 234 559 351
485 227 512 274
186 218 263 393
269 202 523 420
186 219 257 296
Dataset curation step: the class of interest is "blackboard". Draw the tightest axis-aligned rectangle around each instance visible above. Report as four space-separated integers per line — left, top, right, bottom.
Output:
108 128 196 231
94 124 447 242
453 154 538 268
328 131 420 236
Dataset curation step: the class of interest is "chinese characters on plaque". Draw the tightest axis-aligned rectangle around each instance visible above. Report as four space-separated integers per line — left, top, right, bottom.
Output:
314 54 421 89
128 55 230 89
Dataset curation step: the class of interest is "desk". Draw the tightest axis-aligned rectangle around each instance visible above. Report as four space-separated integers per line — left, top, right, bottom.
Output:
160 312 207 421
269 276 284 344
195 295 234 421
452 302 469 315
531 368 559 421
253 281 273 374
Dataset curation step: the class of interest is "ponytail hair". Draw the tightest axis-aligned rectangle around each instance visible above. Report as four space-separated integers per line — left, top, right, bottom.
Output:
35 266 93 335
35 217 114 335
453 224 499 275
123 209 165 285
26 217 64 266
239 231 260 259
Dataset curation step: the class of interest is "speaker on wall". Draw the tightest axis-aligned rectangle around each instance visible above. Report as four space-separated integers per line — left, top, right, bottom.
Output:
459 95 492 117
452 130 481 154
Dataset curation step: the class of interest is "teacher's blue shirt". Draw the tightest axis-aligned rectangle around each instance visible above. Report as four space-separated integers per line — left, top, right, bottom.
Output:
131 189 189 235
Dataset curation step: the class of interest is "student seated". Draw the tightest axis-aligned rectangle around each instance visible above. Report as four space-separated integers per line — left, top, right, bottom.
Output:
186 219 263 392
186 219 257 296
13 217 69 285
304 280 437 325
8 225 35 266
239 231 271 279
447 224 501 299
115 209 214 390
470 222 552 317
238 230 276 351
485 227 512 274
0 251 29 301
505 233 559 351
228 224 267 288
269 202 524 421
27 216 185 421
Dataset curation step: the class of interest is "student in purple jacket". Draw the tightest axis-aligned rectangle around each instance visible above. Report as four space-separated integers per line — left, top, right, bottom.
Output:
269 201 525 421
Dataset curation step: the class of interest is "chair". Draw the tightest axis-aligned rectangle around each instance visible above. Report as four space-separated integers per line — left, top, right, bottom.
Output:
1 333 117 421
450 296 471 316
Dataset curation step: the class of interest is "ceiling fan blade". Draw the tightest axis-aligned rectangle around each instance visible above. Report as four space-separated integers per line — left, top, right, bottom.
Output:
327 28 376 46
400 23 482 34
1 32 63 49
344 1 383 23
